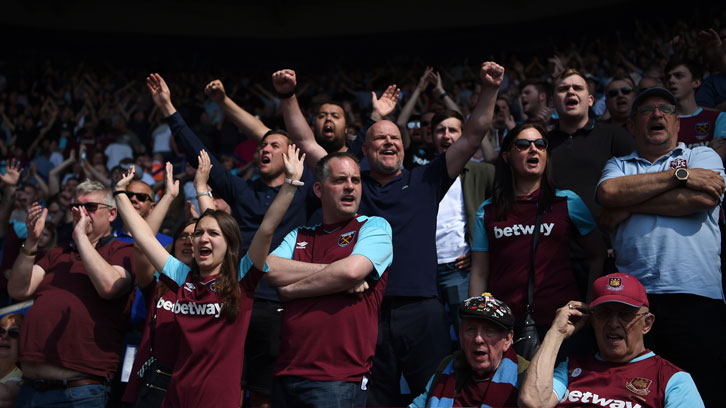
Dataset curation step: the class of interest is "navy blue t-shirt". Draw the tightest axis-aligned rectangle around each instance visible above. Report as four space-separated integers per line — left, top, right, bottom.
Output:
358 154 454 297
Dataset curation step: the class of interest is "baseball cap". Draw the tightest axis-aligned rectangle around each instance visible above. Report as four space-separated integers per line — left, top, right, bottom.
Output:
459 293 514 330
590 273 649 309
630 87 678 117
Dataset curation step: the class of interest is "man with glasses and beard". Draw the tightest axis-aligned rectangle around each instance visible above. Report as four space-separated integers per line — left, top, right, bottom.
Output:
8 180 135 407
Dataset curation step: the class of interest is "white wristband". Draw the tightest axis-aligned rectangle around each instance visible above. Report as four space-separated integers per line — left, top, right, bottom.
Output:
195 190 213 198
284 178 304 187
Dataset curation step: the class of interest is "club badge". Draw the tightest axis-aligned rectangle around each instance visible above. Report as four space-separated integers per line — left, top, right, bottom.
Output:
626 377 652 396
338 231 356 247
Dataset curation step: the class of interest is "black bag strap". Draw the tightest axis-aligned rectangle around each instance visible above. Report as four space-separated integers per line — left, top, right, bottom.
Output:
527 204 544 314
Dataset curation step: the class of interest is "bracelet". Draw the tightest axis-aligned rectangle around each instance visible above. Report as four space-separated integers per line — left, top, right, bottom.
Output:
277 90 295 99
437 91 448 100
112 190 127 197
196 190 213 198
284 178 304 187
21 242 37 257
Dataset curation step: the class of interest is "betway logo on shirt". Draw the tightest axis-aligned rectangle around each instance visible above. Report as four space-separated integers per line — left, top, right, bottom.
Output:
493 223 554 239
156 298 222 318
562 389 641 408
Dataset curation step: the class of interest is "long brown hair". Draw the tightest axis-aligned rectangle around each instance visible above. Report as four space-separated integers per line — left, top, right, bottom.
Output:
190 209 243 322
156 218 198 302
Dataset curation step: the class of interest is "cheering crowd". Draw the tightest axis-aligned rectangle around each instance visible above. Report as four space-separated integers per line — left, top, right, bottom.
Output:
0 11 725 408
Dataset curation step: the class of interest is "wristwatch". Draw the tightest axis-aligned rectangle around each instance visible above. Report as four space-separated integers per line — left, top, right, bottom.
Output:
195 190 213 199
674 168 689 185
284 178 304 187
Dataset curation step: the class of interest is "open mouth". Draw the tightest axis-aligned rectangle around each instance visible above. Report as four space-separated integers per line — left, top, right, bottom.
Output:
341 195 356 204
199 248 212 258
260 155 271 164
565 98 579 108
323 123 335 137
380 149 396 156
526 157 539 165
649 123 665 132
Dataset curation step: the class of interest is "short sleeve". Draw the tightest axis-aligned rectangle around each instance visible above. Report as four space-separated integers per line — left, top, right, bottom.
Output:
714 112 726 139
161 255 192 287
595 156 626 205
560 190 597 236
553 358 570 401
239 252 269 281
270 228 300 260
664 371 705 407
351 216 393 279
471 199 492 252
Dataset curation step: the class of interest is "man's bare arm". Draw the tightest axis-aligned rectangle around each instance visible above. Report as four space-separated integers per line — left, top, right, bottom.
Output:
276 255 374 300
272 69 327 169
205 79 271 141
265 255 327 287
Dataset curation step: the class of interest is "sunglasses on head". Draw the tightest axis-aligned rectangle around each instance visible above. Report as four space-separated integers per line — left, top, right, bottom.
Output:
0 327 19 339
512 138 548 151
606 86 634 98
70 202 112 213
127 192 153 203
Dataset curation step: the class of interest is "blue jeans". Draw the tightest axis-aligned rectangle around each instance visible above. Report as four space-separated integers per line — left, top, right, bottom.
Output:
272 376 367 408
15 383 110 408
437 262 470 337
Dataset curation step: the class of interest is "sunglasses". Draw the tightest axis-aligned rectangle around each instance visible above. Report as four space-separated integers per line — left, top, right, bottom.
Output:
0 327 19 339
606 86 634 98
636 104 676 117
127 192 153 203
512 138 548 151
70 202 113 213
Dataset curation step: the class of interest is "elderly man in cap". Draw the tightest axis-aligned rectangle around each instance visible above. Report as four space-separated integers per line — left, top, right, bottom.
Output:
596 87 725 406
519 273 703 407
410 293 527 407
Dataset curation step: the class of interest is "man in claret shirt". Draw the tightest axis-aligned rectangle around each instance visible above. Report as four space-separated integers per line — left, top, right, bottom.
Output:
519 273 703 408
265 152 393 407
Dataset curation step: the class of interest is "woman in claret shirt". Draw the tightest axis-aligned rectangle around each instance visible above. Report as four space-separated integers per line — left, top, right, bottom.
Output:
114 146 305 408
469 123 605 344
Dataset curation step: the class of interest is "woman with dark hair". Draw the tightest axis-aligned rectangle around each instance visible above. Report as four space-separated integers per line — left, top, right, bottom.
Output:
114 146 305 408
469 123 604 334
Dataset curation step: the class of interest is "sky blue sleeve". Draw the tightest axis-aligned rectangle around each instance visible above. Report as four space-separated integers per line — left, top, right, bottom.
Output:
408 374 435 407
553 358 569 401
714 112 726 138
561 190 597 236
351 216 393 279
594 157 625 206
239 252 269 281
690 147 726 193
664 371 705 407
270 228 300 260
161 255 191 287
471 199 491 252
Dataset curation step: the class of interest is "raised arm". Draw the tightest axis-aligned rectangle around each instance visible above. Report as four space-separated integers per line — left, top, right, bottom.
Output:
7 203 47 300
272 69 327 169
431 71 462 114
468 251 490 297
144 161 180 235
370 84 401 122
0 159 21 238
519 301 590 408
247 144 305 271
444 61 503 178
71 205 133 299
193 150 217 214
397 67 433 149
205 79 270 142
114 166 171 274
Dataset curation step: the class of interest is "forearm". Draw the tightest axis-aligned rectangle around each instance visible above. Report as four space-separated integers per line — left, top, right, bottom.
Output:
279 96 325 167
247 184 297 269
265 255 327 287
468 251 489 297
278 255 373 300
146 193 175 235
396 88 422 127
75 234 129 299
597 171 676 207
518 329 563 408
628 188 718 216
114 194 170 272
7 251 38 300
219 96 270 142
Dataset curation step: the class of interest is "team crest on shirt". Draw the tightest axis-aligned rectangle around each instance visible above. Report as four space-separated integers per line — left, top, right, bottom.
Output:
184 283 196 292
626 377 652 396
669 158 687 169
338 231 356 247
695 121 711 138
607 277 624 291
570 367 582 378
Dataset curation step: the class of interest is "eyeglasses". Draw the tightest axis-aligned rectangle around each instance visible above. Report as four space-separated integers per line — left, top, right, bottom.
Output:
606 86 634 98
512 138 548 151
70 202 113 213
462 325 504 340
0 327 20 339
591 308 649 324
127 192 153 203
177 233 193 241
636 104 676 117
